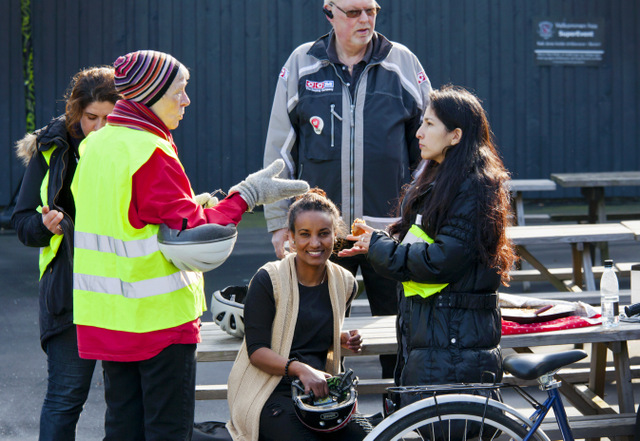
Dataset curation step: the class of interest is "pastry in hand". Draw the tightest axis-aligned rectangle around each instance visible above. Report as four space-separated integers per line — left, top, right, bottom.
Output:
351 218 367 236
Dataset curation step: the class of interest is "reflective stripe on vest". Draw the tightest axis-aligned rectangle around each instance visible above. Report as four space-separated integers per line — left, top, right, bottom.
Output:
72 125 205 333
401 224 449 299
38 147 63 279
74 231 200 298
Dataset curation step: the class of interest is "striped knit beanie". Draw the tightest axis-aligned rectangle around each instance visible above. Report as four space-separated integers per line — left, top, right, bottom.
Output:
113 50 181 107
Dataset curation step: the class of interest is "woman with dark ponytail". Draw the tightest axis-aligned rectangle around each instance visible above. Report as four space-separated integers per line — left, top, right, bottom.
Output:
340 84 516 389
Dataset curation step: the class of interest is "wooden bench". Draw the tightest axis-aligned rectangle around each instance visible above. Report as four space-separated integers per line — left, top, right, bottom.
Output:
196 364 640 400
508 289 631 306
197 315 640 437
196 378 400 400
510 262 634 283
541 413 636 439
551 211 640 223
196 290 635 401
550 172 640 225
508 223 635 291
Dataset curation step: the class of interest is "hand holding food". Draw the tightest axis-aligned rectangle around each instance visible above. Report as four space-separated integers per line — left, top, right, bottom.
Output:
338 219 375 257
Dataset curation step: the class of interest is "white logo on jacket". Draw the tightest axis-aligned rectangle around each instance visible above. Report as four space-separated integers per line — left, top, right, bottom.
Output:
305 80 334 92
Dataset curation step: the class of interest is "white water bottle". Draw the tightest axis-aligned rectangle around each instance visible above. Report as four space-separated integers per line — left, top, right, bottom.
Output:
600 259 619 328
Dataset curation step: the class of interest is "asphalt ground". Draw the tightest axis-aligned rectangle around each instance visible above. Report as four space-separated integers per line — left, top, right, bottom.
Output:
1 210 639 440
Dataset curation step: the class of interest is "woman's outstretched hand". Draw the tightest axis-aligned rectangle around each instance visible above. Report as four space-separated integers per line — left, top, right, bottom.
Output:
337 223 375 257
341 330 362 353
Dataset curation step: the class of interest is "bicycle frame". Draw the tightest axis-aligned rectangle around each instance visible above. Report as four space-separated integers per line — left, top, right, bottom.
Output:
524 375 574 441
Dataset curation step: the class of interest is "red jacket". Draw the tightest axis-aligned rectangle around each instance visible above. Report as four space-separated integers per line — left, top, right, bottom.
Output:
77 148 248 361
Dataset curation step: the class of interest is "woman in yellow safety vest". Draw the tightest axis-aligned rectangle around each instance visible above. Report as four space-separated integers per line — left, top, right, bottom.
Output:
339 85 516 403
71 50 308 441
12 66 120 441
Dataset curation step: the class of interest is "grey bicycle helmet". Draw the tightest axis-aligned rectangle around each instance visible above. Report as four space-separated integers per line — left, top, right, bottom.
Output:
211 285 247 338
157 223 237 272
291 369 358 433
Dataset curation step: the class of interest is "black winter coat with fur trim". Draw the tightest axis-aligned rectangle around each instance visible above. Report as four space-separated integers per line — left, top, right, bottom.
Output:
12 116 80 348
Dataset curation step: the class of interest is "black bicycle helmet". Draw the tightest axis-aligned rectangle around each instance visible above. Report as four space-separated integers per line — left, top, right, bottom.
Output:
291 369 358 432
211 285 247 338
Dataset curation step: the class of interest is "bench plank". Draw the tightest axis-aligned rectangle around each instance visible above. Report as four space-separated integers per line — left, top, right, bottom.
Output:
509 265 632 282
541 413 636 438
505 289 631 306
196 364 640 400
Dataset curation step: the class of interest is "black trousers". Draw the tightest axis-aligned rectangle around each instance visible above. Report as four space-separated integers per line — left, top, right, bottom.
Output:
332 253 399 379
102 343 197 441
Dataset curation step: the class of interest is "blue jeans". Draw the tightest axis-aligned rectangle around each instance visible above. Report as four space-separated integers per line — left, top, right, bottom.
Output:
40 326 96 441
102 343 197 441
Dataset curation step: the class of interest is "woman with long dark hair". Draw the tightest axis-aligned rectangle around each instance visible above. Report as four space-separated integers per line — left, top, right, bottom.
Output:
339 84 516 388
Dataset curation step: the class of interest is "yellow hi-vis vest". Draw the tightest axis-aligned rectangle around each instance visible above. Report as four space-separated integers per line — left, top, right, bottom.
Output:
401 223 449 298
71 125 205 333
38 147 64 279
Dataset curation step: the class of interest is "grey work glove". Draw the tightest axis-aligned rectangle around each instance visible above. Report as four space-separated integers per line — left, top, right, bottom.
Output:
229 159 309 211
194 192 219 208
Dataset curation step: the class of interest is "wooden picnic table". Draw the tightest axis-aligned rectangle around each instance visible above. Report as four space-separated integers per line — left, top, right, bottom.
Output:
198 316 639 422
622 220 640 241
507 223 635 292
507 179 556 225
550 171 640 224
506 179 556 226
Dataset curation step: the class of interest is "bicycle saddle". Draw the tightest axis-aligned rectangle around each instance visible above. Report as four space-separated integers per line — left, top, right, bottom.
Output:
503 349 587 380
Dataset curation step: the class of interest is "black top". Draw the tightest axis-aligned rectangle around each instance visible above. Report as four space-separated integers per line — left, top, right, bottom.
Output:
244 268 334 372
327 31 376 98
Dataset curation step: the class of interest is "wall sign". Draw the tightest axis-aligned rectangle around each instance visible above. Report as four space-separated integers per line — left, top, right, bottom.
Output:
534 18 605 66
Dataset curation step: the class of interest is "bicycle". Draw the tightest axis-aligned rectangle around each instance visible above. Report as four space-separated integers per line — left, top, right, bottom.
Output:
362 349 588 440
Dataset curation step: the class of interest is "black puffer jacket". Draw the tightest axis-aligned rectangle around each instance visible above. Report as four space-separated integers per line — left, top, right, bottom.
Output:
367 178 502 386
12 116 80 348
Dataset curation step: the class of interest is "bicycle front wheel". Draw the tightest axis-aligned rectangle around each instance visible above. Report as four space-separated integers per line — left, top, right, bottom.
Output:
373 401 547 441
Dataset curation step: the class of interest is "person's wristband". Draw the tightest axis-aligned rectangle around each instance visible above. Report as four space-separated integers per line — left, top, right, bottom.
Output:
284 357 299 381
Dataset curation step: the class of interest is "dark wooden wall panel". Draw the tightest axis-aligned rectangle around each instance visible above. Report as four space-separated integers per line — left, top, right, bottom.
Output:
2 0 639 208
0 0 23 205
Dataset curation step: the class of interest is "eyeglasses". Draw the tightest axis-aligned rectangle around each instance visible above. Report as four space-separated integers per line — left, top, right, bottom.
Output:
329 2 381 19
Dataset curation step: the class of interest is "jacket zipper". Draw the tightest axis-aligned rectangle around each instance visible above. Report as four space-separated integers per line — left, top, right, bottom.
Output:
349 103 355 223
48 138 76 235
328 61 375 224
49 136 69 212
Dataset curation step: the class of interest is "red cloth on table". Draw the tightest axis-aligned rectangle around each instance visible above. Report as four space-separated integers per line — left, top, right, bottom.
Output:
501 315 602 335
